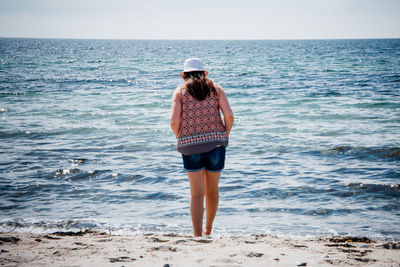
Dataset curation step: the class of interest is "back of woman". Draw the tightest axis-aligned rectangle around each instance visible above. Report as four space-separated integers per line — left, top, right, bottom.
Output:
177 71 228 155
170 58 234 236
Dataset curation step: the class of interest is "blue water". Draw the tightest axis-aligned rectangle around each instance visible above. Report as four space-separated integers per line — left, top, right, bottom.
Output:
1 38 399 239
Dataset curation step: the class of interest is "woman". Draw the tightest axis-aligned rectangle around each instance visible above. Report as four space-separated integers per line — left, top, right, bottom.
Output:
170 58 234 236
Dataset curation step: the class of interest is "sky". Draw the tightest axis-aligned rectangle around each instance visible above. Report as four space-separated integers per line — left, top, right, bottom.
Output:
0 0 399 39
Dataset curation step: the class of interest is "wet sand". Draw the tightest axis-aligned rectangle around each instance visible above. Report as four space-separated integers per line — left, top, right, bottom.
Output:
0 230 399 266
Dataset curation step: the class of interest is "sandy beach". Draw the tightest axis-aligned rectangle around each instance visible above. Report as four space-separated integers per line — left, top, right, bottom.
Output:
0 230 399 266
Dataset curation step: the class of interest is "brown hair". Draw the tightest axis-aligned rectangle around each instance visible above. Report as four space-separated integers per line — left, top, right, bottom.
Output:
183 71 216 101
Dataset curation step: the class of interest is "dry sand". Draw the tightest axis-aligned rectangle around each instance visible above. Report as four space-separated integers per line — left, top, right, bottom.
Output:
1 230 399 266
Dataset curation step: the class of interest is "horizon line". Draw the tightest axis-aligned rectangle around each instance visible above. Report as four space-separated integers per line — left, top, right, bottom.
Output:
1 36 400 41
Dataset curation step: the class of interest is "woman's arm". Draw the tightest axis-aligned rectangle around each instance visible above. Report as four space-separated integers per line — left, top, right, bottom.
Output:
170 87 182 138
215 84 234 137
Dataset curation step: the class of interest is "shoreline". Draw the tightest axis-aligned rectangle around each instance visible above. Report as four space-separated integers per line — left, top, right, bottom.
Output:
1 230 399 266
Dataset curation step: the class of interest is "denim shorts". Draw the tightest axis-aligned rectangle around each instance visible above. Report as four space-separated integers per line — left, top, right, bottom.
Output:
182 146 226 173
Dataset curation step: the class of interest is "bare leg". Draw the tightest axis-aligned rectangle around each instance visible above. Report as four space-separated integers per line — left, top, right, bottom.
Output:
187 170 205 236
203 170 221 235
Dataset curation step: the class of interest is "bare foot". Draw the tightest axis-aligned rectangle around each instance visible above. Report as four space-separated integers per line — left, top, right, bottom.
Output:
203 227 212 236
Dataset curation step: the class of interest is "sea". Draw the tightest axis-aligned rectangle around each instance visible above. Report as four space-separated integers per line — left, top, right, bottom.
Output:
0 38 399 240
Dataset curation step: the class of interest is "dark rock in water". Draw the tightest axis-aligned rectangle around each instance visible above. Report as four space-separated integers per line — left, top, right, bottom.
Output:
384 150 400 158
296 262 307 266
331 146 352 153
35 238 42 242
73 158 87 164
55 168 81 176
163 264 170 267
0 236 20 244
1 249 9 253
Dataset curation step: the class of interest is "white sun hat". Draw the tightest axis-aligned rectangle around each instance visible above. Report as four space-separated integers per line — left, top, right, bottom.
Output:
183 58 207 72
181 58 209 76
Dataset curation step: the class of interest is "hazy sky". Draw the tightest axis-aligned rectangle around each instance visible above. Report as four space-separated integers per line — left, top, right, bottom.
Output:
0 0 399 39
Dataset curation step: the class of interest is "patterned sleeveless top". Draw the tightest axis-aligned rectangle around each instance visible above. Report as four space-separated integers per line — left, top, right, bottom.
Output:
177 86 229 155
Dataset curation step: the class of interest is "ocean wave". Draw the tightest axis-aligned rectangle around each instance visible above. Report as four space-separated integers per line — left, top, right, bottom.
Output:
307 90 343 97
0 130 51 139
245 207 362 216
0 127 105 139
0 219 101 234
0 219 189 236
50 168 104 181
354 101 400 109
320 145 400 160
244 183 399 201
340 183 399 198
